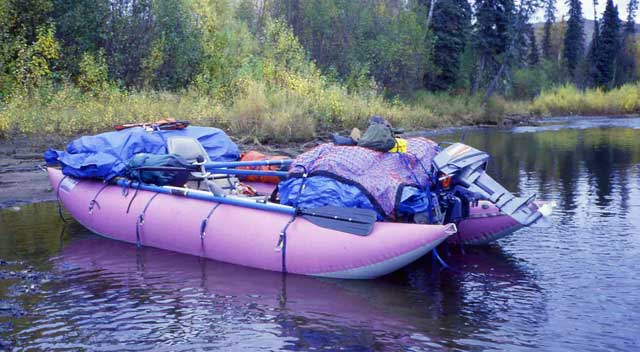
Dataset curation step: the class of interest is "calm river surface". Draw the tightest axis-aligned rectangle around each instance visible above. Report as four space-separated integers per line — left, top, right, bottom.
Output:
1 117 639 351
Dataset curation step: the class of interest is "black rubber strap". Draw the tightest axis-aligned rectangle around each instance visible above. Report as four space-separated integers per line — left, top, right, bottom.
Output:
278 214 297 274
199 203 222 256
55 175 70 224
135 193 160 248
88 182 110 214
126 183 141 214
200 203 222 239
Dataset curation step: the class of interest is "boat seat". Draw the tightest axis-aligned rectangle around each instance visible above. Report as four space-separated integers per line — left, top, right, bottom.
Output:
166 136 232 196
166 136 210 169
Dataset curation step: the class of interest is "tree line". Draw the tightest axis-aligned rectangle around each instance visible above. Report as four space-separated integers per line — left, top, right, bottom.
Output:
1 0 638 103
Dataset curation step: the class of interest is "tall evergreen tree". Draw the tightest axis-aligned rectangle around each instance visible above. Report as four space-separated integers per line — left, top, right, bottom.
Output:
427 0 472 90
624 0 638 37
563 0 584 78
585 0 600 87
619 0 638 84
495 0 514 54
527 23 539 65
581 19 600 87
542 0 556 60
471 0 514 93
593 0 621 88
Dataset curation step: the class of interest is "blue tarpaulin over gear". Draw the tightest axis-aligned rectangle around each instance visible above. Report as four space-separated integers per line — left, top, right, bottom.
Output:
279 176 383 220
397 187 431 214
44 126 240 180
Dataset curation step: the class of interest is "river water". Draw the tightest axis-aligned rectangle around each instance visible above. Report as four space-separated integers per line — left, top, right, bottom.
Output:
1 117 639 351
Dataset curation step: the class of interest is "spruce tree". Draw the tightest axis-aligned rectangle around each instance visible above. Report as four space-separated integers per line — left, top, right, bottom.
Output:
495 0 514 55
586 19 600 87
585 0 600 87
428 0 472 90
619 0 638 84
624 0 638 37
563 0 584 78
593 0 621 88
527 24 539 66
471 0 513 93
542 0 556 60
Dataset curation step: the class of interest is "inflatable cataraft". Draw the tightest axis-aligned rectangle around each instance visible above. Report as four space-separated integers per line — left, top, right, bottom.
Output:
45 122 553 279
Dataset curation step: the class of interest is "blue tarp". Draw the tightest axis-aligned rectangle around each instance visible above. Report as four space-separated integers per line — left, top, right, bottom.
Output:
44 126 240 180
278 177 430 220
279 176 383 219
397 187 431 214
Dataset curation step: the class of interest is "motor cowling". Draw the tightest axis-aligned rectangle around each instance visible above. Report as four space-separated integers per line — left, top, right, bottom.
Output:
433 143 542 226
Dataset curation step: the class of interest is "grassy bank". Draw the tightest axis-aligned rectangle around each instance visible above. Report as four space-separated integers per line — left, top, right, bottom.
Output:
2 82 639 144
530 84 640 116
0 82 500 143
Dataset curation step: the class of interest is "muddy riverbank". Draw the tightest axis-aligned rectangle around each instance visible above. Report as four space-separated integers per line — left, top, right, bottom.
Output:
0 137 65 209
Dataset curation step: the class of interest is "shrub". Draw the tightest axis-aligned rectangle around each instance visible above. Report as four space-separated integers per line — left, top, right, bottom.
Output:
0 84 225 136
77 50 109 94
530 83 640 116
509 68 551 100
226 80 316 143
482 95 508 124
12 24 60 89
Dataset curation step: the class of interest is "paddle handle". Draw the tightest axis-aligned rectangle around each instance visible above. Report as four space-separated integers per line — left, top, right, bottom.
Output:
115 178 296 215
203 159 293 169
205 168 288 178
134 166 288 178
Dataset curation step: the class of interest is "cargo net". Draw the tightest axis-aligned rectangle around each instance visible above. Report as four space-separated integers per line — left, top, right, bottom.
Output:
283 137 440 217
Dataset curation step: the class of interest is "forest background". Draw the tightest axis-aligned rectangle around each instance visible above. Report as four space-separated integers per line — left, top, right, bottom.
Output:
1 0 639 143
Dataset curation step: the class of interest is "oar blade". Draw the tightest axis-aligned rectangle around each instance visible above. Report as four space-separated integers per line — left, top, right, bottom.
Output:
300 206 377 236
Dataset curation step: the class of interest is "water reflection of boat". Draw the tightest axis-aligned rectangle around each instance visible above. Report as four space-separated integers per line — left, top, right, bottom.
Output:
54 235 484 349
54 237 418 331
18 217 550 351
387 245 548 349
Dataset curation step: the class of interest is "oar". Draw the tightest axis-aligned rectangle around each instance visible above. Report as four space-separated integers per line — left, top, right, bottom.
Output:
205 168 288 178
114 178 376 236
203 159 293 169
133 166 289 178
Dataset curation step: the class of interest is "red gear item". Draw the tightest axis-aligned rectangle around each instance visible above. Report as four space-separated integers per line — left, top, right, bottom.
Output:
238 151 289 184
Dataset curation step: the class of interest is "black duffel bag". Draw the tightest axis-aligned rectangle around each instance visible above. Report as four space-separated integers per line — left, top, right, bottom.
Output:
125 153 193 186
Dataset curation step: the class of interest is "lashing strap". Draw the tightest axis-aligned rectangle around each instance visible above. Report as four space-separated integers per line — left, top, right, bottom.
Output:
276 214 297 274
88 183 110 214
126 183 142 214
135 193 160 248
55 175 70 224
199 203 222 255
431 247 450 269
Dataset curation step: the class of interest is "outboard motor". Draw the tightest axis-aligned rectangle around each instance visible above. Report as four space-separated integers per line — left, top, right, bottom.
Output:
433 143 542 226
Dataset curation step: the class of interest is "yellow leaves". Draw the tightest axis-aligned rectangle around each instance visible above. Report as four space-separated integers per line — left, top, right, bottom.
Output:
11 23 61 88
225 80 316 143
78 50 108 94
0 115 8 136
531 84 640 116
34 24 60 60
0 83 227 137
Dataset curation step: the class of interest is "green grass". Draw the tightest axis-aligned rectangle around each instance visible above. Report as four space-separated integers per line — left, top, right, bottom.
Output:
530 84 640 116
0 84 224 137
0 80 493 142
6 81 638 144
